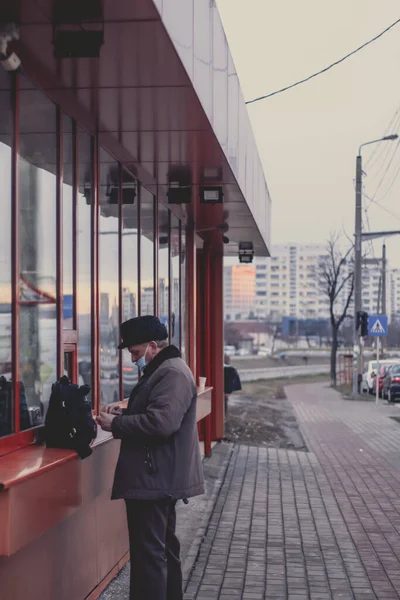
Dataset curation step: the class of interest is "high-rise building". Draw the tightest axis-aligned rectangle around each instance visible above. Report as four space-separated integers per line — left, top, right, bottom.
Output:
122 287 137 321
390 270 400 322
254 244 331 321
225 244 396 323
224 264 256 320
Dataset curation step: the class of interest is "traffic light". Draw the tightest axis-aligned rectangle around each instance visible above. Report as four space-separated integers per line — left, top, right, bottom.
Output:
356 311 369 337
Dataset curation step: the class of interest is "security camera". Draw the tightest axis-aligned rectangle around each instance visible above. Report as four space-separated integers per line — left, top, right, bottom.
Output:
0 23 21 72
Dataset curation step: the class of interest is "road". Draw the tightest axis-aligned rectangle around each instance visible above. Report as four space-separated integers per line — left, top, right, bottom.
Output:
238 363 329 382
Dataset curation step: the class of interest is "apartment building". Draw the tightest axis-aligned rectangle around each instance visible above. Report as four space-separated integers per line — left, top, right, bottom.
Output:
225 244 393 323
224 263 256 320
390 270 400 322
254 244 331 320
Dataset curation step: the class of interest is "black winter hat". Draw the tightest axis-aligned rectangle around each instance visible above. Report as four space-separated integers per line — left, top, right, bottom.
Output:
118 316 168 350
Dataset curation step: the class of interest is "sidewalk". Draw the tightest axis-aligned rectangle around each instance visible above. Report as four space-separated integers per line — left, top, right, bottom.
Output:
184 383 400 600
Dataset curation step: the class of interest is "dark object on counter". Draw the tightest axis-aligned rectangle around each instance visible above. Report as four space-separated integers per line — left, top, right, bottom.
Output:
45 376 97 459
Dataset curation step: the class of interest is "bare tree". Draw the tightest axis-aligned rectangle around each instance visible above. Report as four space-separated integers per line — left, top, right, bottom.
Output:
321 235 354 386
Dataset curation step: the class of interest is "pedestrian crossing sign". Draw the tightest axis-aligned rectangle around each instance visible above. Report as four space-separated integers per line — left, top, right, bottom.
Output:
368 315 388 337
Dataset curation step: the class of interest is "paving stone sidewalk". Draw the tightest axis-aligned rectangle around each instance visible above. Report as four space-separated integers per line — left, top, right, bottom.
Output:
184 383 400 600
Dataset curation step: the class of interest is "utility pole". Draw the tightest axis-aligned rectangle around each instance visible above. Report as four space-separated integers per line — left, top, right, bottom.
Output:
382 242 387 316
353 154 362 396
352 134 398 397
377 276 381 313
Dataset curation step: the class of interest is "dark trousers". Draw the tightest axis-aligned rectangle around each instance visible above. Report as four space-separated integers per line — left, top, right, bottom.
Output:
125 499 183 600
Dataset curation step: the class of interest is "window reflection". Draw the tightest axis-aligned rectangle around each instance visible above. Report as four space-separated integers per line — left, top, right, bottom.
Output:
0 70 12 437
171 216 181 348
63 115 74 329
158 204 170 333
77 128 93 399
140 186 155 315
19 76 57 430
99 149 120 408
122 169 139 396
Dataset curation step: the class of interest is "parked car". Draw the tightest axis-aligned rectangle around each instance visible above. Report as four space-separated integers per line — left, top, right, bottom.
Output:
363 359 397 394
257 347 272 357
382 364 400 402
236 348 250 356
224 345 236 357
362 360 378 394
372 362 399 397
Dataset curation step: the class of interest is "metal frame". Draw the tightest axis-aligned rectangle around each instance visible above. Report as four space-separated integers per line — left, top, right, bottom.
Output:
118 163 123 401
11 72 21 439
56 106 63 379
1 70 190 452
92 133 100 415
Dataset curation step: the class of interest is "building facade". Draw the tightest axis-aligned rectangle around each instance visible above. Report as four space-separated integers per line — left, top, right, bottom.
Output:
225 244 395 324
0 2 271 599
390 270 400 322
224 264 256 320
225 244 331 321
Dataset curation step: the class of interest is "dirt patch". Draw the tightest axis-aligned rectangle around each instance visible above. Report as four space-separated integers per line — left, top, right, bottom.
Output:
224 377 318 451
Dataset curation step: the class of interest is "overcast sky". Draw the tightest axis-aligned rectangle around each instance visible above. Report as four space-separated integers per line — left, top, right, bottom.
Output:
217 0 400 265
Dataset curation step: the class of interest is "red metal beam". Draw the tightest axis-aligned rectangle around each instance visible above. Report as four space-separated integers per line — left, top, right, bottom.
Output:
56 106 63 379
92 133 100 414
11 72 20 435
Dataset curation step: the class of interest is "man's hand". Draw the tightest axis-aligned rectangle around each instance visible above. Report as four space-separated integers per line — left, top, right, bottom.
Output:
96 411 117 432
103 402 125 415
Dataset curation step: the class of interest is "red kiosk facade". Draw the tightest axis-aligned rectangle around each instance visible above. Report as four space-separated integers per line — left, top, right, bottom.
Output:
0 1 270 598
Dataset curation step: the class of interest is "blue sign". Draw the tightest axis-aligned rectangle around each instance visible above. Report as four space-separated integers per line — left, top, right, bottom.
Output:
368 315 388 337
63 294 73 320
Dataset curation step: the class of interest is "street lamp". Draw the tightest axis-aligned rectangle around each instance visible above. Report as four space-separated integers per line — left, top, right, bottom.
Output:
352 133 399 396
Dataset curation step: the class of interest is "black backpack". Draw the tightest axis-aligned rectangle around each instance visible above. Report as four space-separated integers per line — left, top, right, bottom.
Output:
45 376 97 459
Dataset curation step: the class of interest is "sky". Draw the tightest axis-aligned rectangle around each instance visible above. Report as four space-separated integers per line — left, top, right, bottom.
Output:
217 0 400 266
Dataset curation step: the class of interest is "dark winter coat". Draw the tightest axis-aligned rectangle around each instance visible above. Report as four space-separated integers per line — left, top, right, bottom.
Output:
111 345 205 500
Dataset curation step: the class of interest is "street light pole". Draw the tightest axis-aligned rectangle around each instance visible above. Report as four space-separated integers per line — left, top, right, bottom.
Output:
352 134 398 397
353 154 362 396
382 242 387 316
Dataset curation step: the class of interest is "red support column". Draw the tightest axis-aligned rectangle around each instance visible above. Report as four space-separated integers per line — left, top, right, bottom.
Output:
187 224 197 376
209 247 224 440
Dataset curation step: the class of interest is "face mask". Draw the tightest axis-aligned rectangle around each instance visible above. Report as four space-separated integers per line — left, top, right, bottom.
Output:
136 344 150 373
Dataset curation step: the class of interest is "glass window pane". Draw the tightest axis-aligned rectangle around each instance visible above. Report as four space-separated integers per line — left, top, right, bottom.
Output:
0 70 12 437
19 77 57 430
181 225 187 359
121 169 139 397
140 186 155 315
171 216 181 348
99 149 119 408
63 115 74 329
158 204 170 331
77 128 93 400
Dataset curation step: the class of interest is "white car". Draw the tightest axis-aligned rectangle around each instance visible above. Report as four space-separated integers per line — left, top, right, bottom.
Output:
236 348 250 356
224 346 236 357
257 347 272 357
362 360 395 394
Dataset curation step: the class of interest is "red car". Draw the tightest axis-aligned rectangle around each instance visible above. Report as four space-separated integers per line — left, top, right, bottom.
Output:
372 363 397 397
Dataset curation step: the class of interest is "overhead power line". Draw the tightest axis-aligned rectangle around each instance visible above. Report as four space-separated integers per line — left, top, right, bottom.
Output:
364 191 400 222
369 138 400 201
246 17 400 104
365 104 400 170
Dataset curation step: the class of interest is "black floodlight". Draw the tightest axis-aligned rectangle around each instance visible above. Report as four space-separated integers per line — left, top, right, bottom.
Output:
167 165 192 205
200 186 223 205
239 241 254 264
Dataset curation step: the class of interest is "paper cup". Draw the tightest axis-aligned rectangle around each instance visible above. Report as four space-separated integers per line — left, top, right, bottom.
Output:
198 377 207 391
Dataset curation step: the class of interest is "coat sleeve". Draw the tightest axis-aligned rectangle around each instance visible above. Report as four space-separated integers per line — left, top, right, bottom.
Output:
111 368 194 442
